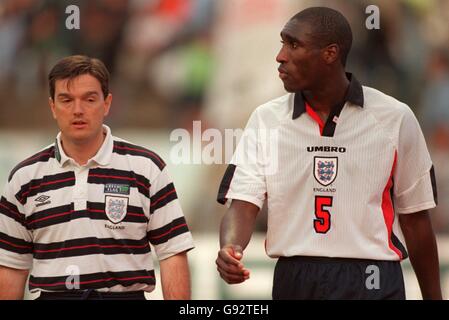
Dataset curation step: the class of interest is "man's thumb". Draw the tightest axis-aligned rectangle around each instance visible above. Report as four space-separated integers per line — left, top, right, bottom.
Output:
232 245 243 260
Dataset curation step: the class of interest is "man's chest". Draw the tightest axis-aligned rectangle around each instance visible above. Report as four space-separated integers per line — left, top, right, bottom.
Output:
21 167 150 240
266 116 396 195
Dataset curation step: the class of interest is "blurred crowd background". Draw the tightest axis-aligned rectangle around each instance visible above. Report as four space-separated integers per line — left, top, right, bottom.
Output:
1 0 449 299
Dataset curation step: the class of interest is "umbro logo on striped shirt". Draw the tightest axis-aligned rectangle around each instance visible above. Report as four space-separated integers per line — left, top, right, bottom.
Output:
35 195 51 207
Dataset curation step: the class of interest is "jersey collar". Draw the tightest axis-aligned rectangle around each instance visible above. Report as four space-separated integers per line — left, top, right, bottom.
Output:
55 124 114 167
292 73 364 120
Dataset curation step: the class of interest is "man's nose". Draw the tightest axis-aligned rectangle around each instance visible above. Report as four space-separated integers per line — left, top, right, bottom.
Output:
72 99 84 115
276 46 288 64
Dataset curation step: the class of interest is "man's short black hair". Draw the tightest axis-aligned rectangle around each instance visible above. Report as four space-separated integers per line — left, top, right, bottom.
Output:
292 7 353 66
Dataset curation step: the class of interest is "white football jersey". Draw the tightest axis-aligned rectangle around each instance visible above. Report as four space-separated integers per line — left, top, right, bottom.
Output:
218 74 437 261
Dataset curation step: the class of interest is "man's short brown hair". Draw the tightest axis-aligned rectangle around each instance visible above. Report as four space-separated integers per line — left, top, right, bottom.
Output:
48 55 110 99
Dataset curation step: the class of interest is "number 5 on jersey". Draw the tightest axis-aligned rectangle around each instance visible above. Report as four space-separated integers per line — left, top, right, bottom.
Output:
314 196 333 234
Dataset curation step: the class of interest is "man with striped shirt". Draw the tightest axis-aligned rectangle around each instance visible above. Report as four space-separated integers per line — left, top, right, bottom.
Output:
0 55 194 300
215 7 442 299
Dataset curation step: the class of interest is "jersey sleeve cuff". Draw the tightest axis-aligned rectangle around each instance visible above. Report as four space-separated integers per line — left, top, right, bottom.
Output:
396 201 436 214
219 193 264 210
154 236 195 261
0 251 32 271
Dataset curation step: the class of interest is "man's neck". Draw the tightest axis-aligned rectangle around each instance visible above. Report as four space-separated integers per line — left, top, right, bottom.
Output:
60 130 105 166
303 71 350 118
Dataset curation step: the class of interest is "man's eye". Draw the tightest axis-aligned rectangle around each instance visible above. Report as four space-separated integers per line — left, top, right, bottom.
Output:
280 40 298 49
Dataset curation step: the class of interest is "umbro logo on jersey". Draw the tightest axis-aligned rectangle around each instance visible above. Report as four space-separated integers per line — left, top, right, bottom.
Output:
307 146 346 153
35 195 50 202
35 195 51 207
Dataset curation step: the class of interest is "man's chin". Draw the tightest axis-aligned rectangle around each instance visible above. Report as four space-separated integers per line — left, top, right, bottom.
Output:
281 79 303 93
283 83 300 93
64 131 92 144
283 85 295 93
283 82 307 93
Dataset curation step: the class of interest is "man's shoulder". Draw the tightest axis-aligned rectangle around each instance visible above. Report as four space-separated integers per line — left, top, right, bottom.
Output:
252 93 293 124
111 136 166 171
362 86 411 116
361 86 420 139
7 144 56 183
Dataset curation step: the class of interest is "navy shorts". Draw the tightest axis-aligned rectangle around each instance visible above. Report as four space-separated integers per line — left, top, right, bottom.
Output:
272 256 405 300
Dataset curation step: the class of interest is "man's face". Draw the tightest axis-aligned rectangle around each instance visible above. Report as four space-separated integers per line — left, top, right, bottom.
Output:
49 74 111 145
276 19 326 92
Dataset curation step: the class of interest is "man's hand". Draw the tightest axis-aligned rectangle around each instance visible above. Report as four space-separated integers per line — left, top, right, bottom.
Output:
216 244 250 284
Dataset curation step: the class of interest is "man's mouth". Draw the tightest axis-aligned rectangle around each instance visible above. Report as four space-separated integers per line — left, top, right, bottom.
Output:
278 67 289 79
72 120 87 128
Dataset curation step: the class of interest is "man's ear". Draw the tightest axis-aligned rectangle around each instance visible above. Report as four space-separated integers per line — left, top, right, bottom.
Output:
104 93 112 116
322 44 340 64
49 97 57 119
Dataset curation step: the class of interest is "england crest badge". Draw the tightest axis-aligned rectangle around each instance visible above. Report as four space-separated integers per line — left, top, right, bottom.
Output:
314 157 338 186
105 196 128 224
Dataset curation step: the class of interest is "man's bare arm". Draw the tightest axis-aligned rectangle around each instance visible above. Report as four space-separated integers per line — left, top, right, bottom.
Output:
216 200 260 284
159 251 191 299
0 265 29 300
399 210 442 299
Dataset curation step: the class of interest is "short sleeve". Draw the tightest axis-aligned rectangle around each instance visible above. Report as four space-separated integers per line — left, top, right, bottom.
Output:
147 167 194 261
0 180 33 270
217 109 268 209
393 106 437 214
